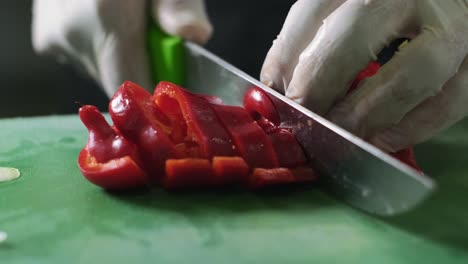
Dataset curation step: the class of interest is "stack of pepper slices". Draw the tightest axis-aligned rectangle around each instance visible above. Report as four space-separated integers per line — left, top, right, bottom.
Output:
78 62 421 190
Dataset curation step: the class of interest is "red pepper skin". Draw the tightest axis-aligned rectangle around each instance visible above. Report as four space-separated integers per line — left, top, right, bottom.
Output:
78 149 148 189
154 81 237 158
212 156 249 186
109 81 180 178
211 104 279 168
248 167 317 189
243 88 306 168
267 128 307 168
164 158 213 189
78 105 148 189
243 87 280 132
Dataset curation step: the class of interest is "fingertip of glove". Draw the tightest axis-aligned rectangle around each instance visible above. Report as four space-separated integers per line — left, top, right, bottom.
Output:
173 20 213 44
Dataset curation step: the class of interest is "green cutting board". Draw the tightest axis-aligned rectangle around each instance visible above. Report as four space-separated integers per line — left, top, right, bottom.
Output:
1 115 467 264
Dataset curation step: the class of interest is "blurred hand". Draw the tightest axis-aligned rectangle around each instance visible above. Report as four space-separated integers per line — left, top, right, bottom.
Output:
32 0 212 97
261 0 468 152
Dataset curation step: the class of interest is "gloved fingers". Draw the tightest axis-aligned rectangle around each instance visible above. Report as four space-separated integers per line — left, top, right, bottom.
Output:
327 28 468 139
32 0 61 56
260 0 345 92
32 0 86 65
95 0 152 96
368 56 468 153
153 0 213 44
285 0 414 115
95 33 153 97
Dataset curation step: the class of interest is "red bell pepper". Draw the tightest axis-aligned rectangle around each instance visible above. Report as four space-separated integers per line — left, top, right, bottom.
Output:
211 104 279 168
163 156 251 189
267 128 307 168
243 87 280 133
154 81 237 158
248 167 317 189
164 158 213 189
79 81 318 190
109 81 180 178
211 156 249 186
78 105 148 189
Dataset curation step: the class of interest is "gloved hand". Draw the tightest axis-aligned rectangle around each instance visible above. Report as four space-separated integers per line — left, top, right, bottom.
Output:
261 0 468 152
32 0 212 97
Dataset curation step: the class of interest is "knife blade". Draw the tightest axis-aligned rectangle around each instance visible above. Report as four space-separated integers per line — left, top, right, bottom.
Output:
180 42 436 216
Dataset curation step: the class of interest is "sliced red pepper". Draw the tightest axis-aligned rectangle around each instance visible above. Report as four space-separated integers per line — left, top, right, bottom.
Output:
154 81 237 158
78 149 148 189
243 86 280 132
243 86 280 125
109 81 180 178
211 104 279 168
267 128 307 168
248 167 317 189
212 156 249 186
78 105 148 189
164 158 213 189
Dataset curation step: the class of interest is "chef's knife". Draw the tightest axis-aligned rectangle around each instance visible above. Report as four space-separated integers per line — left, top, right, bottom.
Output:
147 24 436 216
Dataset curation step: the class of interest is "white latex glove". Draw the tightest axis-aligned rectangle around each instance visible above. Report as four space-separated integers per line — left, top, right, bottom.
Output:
261 0 468 152
32 0 212 97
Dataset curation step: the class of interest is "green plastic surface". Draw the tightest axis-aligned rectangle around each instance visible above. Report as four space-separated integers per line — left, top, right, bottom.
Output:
147 23 186 86
1 115 468 263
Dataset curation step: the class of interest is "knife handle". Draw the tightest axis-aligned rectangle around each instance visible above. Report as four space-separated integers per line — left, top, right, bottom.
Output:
147 22 186 86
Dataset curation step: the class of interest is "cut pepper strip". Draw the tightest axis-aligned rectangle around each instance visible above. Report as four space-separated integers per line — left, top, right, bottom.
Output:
248 167 317 189
78 105 148 189
109 81 180 177
78 149 148 189
211 104 279 168
267 128 307 168
164 158 213 189
212 156 249 186
243 87 280 125
154 81 237 158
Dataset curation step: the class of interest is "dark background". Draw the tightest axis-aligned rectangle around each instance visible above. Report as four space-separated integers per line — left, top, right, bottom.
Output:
0 1 294 118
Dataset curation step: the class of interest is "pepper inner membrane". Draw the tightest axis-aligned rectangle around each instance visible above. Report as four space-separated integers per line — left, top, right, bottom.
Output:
156 95 201 158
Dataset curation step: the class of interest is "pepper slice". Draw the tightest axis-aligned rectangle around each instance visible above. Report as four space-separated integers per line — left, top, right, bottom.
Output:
267 128 307 168
78 105 148 189
243 88 306 168
164 158 213 189
154 81 237 158
109 81 180 178
248 167 317 189
211 104 279 168
78 149 148 189
243 87 280 132
212 156 249 186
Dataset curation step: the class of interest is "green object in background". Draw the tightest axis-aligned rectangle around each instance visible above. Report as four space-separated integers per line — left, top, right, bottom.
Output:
1 114 468 263
147 22 186 86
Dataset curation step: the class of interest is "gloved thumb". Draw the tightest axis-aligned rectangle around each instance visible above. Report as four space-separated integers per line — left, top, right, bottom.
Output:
152 0 213 44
